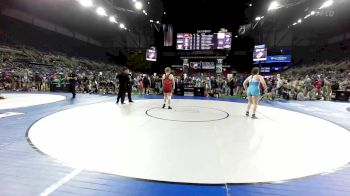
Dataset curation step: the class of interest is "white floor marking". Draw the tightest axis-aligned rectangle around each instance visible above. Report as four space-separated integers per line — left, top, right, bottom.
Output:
0 112 24 119
39 168 83 196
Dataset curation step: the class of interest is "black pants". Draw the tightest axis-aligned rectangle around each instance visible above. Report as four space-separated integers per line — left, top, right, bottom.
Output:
117 87 127 103
127 85 132 102
70 83 76 98
230 87 234 96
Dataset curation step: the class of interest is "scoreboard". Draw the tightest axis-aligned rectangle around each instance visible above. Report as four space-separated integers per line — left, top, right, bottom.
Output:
176 32 231 50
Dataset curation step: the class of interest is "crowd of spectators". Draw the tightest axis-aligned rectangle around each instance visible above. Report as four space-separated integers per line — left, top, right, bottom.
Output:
0 43 127 95
1 42 350 102
167 59 350 101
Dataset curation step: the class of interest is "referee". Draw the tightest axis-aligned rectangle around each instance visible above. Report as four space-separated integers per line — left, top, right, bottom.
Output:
116 68 130 104
68 71 77 98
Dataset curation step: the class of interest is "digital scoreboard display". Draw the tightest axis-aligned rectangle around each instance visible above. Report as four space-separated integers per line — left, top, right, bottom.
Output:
176 32 231 50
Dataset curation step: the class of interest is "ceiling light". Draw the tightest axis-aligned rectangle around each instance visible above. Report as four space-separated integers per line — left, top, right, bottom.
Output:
96 7 107 16
319 0 333 9
268 1 280 11
304 14 312 19
77 0 93 7
135 1 143 10
109 16 117 23
78 0 93 7
120 23 125 29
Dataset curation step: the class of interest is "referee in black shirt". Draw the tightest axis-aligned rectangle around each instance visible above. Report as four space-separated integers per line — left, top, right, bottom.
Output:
116 68 130 104
68 71 77 98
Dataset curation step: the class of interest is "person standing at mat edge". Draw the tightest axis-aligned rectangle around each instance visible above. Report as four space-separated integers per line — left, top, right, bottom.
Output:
243 67 267 119
116 68 130 104
68 71 77 98
162 67 175 109
127 70 134 103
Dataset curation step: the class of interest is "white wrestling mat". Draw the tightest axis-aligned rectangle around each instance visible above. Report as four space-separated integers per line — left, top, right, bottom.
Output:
0 93 65 110
28 99 350 184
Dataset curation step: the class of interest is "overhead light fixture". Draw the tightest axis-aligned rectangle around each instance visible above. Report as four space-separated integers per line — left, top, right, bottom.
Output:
235 35 238 38
120 23 125 29
298 19 302 23
319 0 333 9
268 1 280 11
135 1 143 10
96 7 107 16
255 16 262 21
77 0 93 7
249 3 253 7
156 21 160 24
293 22 297 26
304 14 310 19
109 16 117 23
311 11 316 15
150 19 154 23
164 12 166 14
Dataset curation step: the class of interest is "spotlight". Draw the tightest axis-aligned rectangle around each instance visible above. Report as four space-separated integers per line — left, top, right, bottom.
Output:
298 19 302 23
150 19 154 23
109 16 117 23
319 0 333 9
268 1 280 11
77 0 93 7
156 21 160 24
235 35 238 38
120 23 125 29
293 22 297 26
164 12 166 14
311 11 316 15
255 16 261 21
249 3 253 7
96 7 107 16
135 1 143 10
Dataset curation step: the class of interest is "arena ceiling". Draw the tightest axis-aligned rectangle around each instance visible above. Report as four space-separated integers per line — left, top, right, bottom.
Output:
251 0 350 35
0 0 164 42
161 0 251 33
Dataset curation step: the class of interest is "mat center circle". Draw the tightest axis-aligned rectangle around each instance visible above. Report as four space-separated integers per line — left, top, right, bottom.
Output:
146 106 229 122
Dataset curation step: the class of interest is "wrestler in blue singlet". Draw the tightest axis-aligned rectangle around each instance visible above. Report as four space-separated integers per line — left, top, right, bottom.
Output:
247 75 261 96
